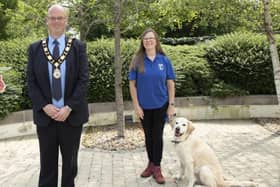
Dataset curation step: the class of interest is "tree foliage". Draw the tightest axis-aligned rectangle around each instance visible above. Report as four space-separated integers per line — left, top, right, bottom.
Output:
3 0 280 40
5 0 55 39
0 0 18 40
80 0 280 39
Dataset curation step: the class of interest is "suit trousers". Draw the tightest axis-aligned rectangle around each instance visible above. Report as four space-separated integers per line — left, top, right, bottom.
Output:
36 120 82 187
141 102 168 166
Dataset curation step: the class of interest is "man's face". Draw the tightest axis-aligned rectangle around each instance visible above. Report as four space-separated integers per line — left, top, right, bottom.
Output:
47 7 67 37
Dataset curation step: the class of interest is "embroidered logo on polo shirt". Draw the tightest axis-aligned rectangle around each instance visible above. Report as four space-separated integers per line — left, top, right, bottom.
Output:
158 64 164 70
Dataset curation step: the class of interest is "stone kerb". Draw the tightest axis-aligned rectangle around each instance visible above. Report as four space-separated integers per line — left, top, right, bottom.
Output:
0 95 279 140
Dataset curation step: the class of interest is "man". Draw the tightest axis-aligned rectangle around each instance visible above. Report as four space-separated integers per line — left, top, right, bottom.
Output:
26 4 89 187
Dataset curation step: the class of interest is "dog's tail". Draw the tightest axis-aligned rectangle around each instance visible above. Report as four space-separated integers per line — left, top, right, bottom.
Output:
223 180 258 187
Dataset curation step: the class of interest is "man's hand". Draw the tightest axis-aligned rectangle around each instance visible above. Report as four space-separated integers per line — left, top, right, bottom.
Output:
53 105 72 122
43 104 60 119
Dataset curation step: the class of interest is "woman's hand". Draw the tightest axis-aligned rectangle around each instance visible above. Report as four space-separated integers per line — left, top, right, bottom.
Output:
167 104 175 122
134 105 144 120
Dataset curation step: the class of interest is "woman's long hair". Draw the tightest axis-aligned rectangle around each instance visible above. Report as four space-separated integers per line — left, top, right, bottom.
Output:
129 28 165 73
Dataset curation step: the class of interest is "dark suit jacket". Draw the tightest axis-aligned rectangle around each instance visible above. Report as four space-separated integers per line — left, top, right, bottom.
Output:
27 38 89 127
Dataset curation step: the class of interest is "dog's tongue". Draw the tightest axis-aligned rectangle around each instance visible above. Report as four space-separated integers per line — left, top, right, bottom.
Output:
175 132 181 137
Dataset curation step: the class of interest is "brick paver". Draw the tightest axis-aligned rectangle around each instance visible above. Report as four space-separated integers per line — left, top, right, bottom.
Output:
0 120 279 187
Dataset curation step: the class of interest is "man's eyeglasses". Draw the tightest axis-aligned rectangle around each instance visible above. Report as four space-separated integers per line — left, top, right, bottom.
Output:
47 16 66 22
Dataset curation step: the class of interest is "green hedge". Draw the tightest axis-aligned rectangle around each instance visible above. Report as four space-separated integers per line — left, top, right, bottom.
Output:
87 39 138 102
0 67 23 119
0 38 33 118
0 32 278 119
205 32 276 96
165 44 214 96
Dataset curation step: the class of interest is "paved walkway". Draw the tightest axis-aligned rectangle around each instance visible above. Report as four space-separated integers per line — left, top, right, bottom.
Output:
0 120 279 187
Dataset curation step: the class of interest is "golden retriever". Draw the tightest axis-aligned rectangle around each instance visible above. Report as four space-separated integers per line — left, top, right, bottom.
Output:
170 117 257 187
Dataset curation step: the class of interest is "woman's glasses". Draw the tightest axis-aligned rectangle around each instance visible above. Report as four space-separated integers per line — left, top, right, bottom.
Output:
143 37 155 41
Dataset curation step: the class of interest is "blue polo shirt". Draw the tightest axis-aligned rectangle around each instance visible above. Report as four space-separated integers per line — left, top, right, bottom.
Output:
129 53 176 109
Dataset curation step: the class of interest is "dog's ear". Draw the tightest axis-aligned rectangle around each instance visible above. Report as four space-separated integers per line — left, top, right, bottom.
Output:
186 121 195 135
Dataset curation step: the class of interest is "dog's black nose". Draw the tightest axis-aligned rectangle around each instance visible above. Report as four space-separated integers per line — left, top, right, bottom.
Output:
175 127 180 133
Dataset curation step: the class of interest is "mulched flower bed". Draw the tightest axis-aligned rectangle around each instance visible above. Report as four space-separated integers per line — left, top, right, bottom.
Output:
255 118 280 135
82 123 145 151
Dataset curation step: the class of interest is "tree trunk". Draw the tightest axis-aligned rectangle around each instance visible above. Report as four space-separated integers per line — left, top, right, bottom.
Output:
78 0 90 42
78 2 85 41
114 0 125 137
263 0 280 104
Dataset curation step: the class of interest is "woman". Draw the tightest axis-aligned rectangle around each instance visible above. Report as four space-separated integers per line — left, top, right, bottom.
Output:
129 28 176 184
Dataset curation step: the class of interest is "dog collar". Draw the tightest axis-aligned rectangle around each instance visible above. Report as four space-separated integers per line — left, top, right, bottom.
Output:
171 134 191 144
171 140 181 144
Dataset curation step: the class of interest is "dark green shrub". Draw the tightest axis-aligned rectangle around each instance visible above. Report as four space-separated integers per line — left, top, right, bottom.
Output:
205 32 275 95
87 39 137 103
87 40 115 102
0 66 23 119
120 39 138 100
0 34 279 119
210 80 249 97
87 40 213 100
0 38 34 118
165 44 214 96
